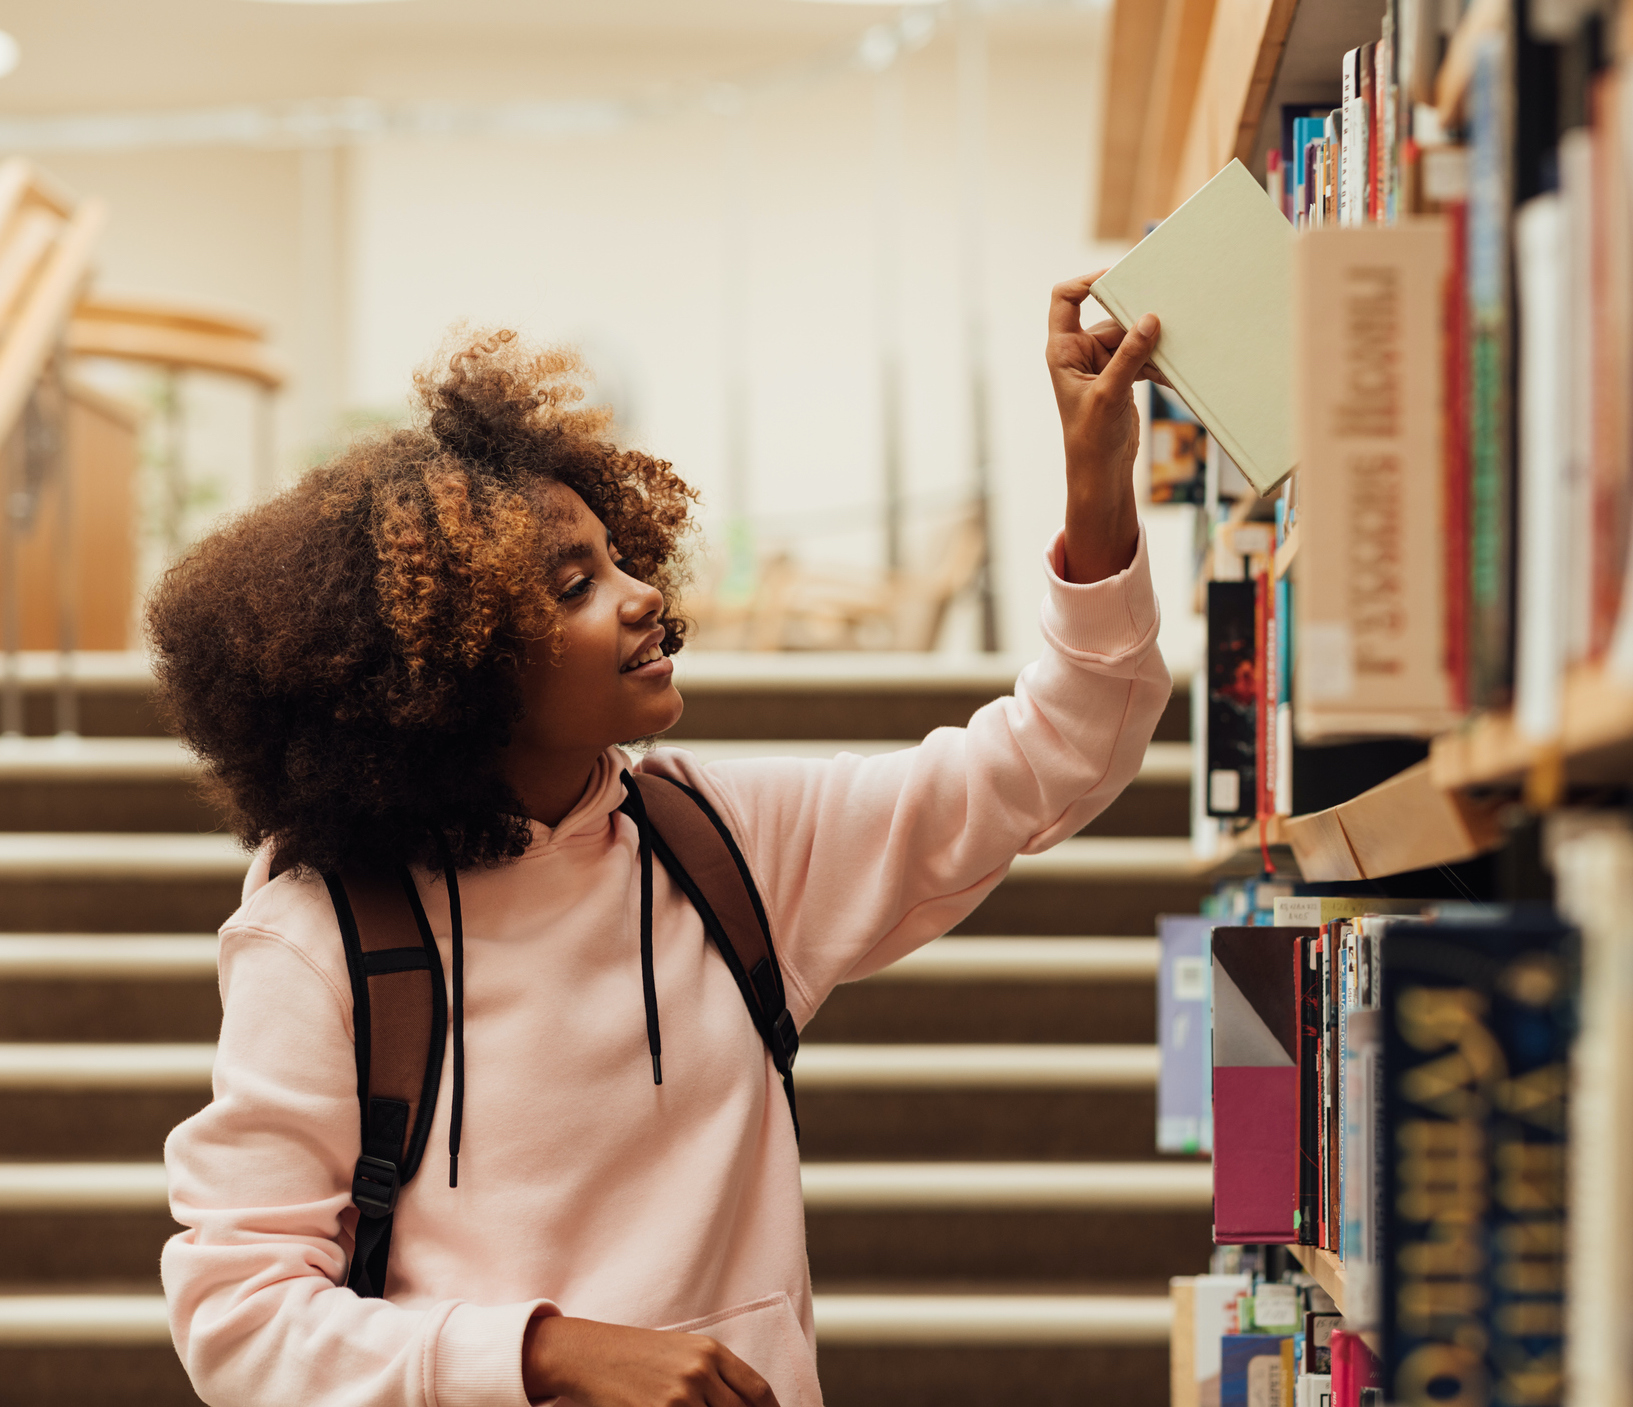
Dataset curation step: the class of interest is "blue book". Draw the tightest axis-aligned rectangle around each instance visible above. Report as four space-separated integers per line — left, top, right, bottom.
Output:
1291 116 1327 219
1157 914 1214 1154
1221 1333 1291 1407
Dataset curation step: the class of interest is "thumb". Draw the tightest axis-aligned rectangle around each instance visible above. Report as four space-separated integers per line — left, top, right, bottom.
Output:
1098 313 1160 400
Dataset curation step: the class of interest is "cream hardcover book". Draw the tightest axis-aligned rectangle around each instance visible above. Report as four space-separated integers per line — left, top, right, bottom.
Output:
1090 159 1295 496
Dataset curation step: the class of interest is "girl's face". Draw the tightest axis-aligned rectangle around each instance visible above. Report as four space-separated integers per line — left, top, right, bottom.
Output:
512 483 685 754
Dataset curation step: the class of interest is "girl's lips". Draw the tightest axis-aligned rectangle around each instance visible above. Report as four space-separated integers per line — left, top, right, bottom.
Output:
623 655 674 681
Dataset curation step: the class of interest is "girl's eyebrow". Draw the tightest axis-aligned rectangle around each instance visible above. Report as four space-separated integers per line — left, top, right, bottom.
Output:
545 529 614 573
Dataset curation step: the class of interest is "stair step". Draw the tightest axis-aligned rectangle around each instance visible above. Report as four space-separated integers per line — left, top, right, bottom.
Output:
0 736 1193 781
0 1160 1208 1212
799 1045 1158 1088
0 936 218 978
872 937 1156 982
0 934 1155 982
0 1290 1170 1347
0 833 1193 882
0 1042 1158 1090
801 1161 1206 1209
814 1293 1171 1344
0 835 244 880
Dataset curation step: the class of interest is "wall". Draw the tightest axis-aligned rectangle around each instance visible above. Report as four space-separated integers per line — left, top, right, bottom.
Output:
16 8 1203 670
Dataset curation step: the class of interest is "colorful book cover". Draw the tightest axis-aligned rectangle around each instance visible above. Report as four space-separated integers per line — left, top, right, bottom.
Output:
1192 1274 1254 1407
1342 1008 1383 1331
1211 926 1313 1243
1222 1333 1292 1407
1208 580 1257 818
1159 913 1216 1155
1297 935 1321 1244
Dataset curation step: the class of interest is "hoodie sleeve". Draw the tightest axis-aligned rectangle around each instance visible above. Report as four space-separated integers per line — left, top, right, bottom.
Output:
649 526 1171 1024
161 896 555 1407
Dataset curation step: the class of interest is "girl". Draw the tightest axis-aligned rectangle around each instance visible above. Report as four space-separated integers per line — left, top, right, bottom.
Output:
154 276 1169 1407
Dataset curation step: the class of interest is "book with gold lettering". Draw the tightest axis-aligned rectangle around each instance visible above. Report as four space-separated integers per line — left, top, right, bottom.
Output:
1292 221 1462 740
1090 159 1296 496
1381 913 1574 1407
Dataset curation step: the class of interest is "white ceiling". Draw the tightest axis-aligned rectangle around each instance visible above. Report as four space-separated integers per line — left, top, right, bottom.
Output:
0 0 1101 114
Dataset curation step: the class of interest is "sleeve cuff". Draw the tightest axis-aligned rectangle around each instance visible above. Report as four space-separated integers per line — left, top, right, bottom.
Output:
1039 524 1161 663
433 1299 559 1407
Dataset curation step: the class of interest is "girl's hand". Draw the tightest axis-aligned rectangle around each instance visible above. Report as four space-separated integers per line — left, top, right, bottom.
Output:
1045 272 1166 584
523 1314 781 1407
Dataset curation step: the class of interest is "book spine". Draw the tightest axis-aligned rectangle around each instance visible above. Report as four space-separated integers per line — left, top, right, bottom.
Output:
1444 203 1471 711
1298 935 1320 1244
1466 30 1515 708
1589 73 1632 657
1312 933 1325 1253
1381 917 1574 1407
1258 567 1275 826
1276 577 1293 816
1208 580 1258 818
1325 927 1339 1253
1342 51 1359 225
1360 43 1377 225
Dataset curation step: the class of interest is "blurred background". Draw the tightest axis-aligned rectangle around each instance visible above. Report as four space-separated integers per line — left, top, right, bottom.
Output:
0 0 1203 670
0 7 1238 1403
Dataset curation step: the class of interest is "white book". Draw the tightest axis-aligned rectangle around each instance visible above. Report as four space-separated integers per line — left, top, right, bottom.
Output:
1552 822 1633 1407
1341 48 1361 224
1090 160 1295 496
1297 1374 1333 1407
1561 128 1595 664
1514 194 1568 741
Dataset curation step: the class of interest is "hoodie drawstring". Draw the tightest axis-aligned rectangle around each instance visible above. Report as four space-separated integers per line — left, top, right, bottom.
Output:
617 773 663 1085
440 844 465 1189
440 777 663 1196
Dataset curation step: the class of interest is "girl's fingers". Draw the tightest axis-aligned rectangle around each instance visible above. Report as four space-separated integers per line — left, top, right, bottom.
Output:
1048 271 1112 335
713 1346 781 1407
1096 313 1161 401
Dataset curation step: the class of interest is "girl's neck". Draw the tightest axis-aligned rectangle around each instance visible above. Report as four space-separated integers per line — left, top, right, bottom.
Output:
500 740 604 829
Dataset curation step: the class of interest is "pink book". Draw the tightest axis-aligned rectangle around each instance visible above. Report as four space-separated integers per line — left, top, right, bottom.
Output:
1210 926 1311 1243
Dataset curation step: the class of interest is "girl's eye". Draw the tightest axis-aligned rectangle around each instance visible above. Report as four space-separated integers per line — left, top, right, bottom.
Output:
561 575 592 601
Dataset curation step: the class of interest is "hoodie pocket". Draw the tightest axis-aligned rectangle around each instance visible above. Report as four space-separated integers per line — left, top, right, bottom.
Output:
661 1292 822 1407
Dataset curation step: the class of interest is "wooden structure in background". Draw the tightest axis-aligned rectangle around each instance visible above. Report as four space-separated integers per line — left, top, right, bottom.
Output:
0 160 115 687
1094 0 1302 240
68 296 286 390
15 380 139 650
0 158 287 675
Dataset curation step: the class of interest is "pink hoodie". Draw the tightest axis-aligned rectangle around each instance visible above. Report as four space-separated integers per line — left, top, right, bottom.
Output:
162 529 1170 1407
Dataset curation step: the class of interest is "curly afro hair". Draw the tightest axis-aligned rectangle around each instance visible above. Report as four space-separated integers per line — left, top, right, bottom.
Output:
147 329 696 875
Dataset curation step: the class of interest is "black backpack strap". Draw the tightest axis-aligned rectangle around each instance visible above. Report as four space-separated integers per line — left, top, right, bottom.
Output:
630 772 800 1138
323 867 447 1299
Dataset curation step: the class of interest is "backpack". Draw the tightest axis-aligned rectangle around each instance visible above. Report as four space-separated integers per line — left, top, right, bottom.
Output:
321 771 800 1299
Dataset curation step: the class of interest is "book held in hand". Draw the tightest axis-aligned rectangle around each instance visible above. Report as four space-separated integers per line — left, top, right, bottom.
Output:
1090 159 1296 497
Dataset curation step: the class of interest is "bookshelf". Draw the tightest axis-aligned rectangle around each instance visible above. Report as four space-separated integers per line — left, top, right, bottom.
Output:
1119 0 1633 1400
1287 1246 1345 1315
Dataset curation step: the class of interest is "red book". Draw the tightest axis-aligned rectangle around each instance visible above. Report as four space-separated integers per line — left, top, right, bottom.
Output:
1330 1328 1381 1407
1256 569 1275 826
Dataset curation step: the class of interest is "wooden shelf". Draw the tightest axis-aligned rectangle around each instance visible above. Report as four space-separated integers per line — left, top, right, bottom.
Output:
1274 522 1298 579
1288 1245 1345 1312
1429 664 1633 793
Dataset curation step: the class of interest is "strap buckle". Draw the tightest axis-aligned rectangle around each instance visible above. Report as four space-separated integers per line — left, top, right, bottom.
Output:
352 1154 400 1218
770 1008 799 1069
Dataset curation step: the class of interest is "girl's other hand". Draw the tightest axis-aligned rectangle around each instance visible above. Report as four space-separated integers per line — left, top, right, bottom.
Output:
1045 273 1165 584
523 1314 781 1407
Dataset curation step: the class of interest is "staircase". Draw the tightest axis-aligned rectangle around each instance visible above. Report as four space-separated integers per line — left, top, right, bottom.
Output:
0 651 1213 1407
